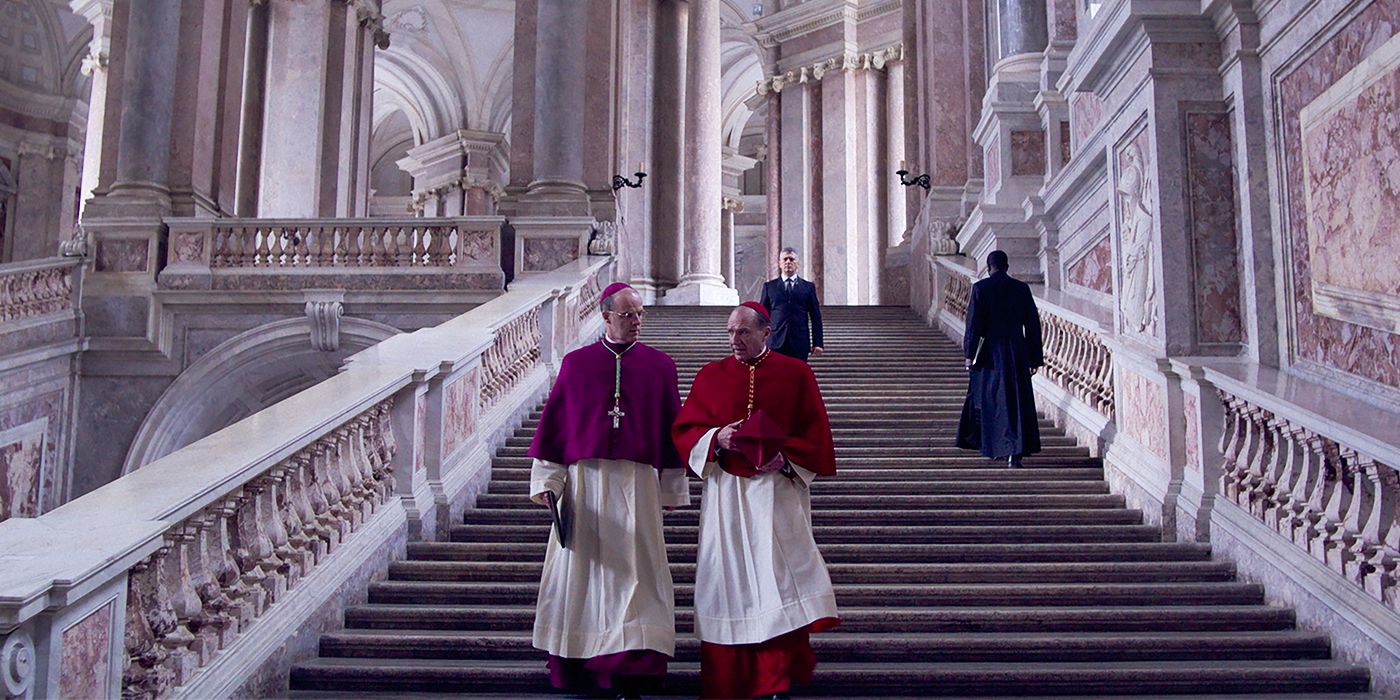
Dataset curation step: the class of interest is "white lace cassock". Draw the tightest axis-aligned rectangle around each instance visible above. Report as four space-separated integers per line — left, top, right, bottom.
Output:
684 428 839 645
530 458 691 659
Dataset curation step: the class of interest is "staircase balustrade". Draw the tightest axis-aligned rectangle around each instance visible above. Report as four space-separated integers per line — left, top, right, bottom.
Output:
1216 389 1400 612
0 257 79 323
0 256 614 700
160 217 507 291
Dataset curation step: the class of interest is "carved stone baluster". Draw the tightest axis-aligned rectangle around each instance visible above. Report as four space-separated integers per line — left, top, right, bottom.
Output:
228 487 270 617
187 512 236 658
265 465 301 588
1337 449 1372 585
1272 424 1308 539
282 453 319 572
295 227 312 266
329 427 362 532
211 229 228 267
304 444 338 554
344 417 374 520
344 227 360 267
209 494 252 639
315 439 350 550
1215 394 1247 501
122 549 176 700
1313 441 1351 568
1357 460 1397 601
157 527 202 682
1250 415 1284 521
411 225 428 266
375 402 399 503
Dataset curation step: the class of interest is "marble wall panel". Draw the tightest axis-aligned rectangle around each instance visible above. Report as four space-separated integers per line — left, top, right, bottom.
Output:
171 232 206 264
1277 3 1400 388
0 417 47 520
58 600 114 699
442 368 479 458
1184 111 1244 344
1114 124 1159 338
733 227 767 301
1299 31 1400 335
1184 392 1201 474
985 135 1001 191
1060 120 1072 166
1070 92 1106 150
522 238 579 271
1010 129 1046 176
1118 368 1167 459
94 238 149 272
459 230 496 263
1067 233 1113 294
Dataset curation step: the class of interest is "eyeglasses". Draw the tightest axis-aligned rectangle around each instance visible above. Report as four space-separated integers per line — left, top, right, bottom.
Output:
606 310 646 321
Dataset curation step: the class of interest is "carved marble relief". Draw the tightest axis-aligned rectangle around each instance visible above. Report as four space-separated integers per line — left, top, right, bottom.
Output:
59 600 114 699
0 418 47 521
1280 3 1400 388
1118 368 1167 459
985 135 1001 191
1066 233 1113 295
94 239 149 273
459 229 495 262
1070 92 1106 151
1184 111 1244 344
1114 127 1159 338
442 368 479 459
171 233 206 264
522 238 579 272
1059 121 1072 166
1009 130 1046 176
1300 31 1400 335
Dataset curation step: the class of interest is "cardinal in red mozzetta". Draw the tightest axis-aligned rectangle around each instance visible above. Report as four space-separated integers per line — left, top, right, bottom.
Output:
673 300 839 700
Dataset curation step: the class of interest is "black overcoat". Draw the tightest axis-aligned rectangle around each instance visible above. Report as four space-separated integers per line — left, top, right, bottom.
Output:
956 271 1044 459
759 276 824 362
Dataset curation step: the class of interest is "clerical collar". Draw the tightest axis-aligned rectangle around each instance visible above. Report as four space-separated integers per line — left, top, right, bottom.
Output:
743 348 771 367
602 335 635 353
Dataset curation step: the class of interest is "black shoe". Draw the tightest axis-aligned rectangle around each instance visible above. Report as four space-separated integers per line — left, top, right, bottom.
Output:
754 694 791 700
1007 455 1024 468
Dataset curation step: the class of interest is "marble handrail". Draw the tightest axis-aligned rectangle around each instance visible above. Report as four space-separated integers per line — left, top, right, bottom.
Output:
0 256 613 700
205 218 498 268
0 257 80 324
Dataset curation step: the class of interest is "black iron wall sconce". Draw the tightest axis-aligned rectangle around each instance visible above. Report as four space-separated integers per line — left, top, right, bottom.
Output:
896 168 930 190
612 171 647 191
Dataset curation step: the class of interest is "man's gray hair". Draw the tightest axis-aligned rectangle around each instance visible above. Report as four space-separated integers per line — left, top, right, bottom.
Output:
601 293 617 313
737 304 771 329
780 246 799 257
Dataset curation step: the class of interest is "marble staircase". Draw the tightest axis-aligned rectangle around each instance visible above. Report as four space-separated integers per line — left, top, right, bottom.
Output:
288 306 1379 697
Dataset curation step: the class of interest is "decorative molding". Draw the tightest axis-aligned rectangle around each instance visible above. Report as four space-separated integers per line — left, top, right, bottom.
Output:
1 628 35 699
79 51 108 77
755 45 904 97
305 297 344 353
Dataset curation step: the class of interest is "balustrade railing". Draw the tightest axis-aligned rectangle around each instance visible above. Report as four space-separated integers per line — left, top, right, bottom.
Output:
1217 390 1400 611
0 256 614 700
208 223 467 269
0 257 79 323
1040 310 1115 419
942 272 971 321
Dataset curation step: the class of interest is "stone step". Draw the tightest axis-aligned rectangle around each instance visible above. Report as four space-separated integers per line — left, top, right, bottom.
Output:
447 523 1161 544
341 604 1298 634
288 658 1371 695
482 466 1105 482
497 434 1082 449
470 492 1124 510
489 454 1106 469
316 629 1329 663
490 444 1092 458
365 581 1266 607
480 478 1110 496
404 541 1217 564
384 560 1235 585
460 508 1141 527
289 691 1386 700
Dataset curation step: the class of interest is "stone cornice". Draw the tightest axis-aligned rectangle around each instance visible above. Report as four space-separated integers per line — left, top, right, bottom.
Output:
750 0 900 49
754 44 903 97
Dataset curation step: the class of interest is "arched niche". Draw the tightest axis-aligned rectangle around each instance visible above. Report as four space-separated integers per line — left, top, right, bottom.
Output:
122 317 400 473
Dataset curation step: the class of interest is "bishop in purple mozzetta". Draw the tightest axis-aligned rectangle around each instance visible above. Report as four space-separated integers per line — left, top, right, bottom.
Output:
527 281 688 698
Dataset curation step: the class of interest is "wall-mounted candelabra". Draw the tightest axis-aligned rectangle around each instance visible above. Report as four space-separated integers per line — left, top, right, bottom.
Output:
612 171 647 191
896 160 930 190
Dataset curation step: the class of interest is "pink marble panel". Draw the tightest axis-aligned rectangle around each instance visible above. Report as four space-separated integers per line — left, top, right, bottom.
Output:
1115 125 1158 338
0 420 45 520
1184 393 1202 474
1067 234 1113 294
1118 368 1167 459
94 238 149 272
1278 3 1400 388
59 601 113 699
1010 130 1046 176
522 238 579 272
1050 0 1077 42
0 392 61 519
1071 93 1106 150
1184 111 1244 344
1060 120 1072 166
414 393 427 473
442 368 479 458
171 233 206 264
459 230 495 262
985 135 1001 190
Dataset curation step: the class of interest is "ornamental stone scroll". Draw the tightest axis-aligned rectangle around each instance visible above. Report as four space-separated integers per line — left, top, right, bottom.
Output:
1 628 35 700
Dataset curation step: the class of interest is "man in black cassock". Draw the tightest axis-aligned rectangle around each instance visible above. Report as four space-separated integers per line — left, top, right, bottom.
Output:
956 250 1043 467
759 247 824 362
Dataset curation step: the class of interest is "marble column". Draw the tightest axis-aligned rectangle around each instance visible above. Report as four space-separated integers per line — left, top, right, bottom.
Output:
234 0 268 217
650 0 687 292
109 0 181 199
995 0 1049 59
885 60 908 245
764 94 782 275
668 0 736 305
721 196 742 287
73 1 114 215
526 0 588 207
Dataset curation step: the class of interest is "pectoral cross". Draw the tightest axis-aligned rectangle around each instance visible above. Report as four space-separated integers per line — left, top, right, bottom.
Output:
608 404 626 429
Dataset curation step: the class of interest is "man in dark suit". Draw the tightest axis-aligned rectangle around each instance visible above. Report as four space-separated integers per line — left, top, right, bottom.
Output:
759 247 824 362
955 250 1043 467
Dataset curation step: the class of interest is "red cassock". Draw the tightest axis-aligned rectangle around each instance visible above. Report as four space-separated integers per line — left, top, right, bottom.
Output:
674 351 839 699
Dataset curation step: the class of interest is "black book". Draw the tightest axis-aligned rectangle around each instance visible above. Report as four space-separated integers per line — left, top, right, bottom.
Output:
546 490 570 549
